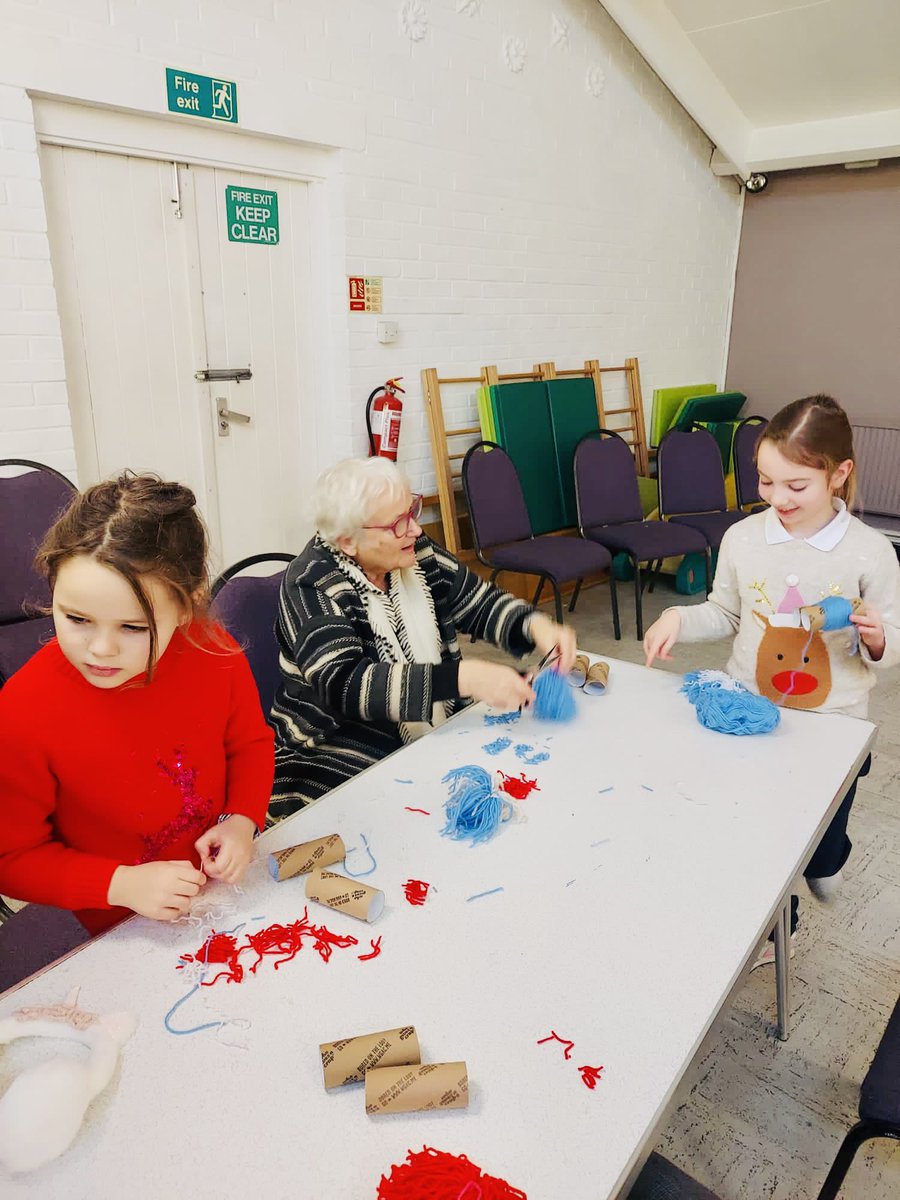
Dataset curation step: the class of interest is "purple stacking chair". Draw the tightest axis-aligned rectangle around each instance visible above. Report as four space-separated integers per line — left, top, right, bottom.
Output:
0 459 76 686
733 416 768 512
0 904 92 994
657 428 746 588
211 552 295 719
816 995 900 1200
462 441 618 632
574 431 708 639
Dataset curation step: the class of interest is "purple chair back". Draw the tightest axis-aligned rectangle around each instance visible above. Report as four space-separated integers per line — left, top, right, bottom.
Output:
0 904 92 993
463 442 532 550
0 616 56 686
574 432 643 529
211 569 287 718
658 428 727 516
0 462 75 622
733 417 768 508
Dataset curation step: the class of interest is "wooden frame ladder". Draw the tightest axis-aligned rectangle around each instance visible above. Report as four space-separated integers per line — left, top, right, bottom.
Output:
422 357 648 555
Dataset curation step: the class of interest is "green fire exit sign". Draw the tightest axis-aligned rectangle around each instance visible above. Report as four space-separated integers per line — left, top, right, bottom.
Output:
225 186 279 245
166 69 238 123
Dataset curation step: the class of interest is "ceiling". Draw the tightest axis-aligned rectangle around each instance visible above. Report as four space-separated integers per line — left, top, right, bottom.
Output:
600 0 900 176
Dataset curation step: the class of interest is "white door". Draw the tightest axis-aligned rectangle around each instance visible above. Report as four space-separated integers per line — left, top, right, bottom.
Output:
41 145 318 571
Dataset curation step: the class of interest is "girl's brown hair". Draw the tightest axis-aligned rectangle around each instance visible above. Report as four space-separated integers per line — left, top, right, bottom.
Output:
36 472 225 681
757 394 858 509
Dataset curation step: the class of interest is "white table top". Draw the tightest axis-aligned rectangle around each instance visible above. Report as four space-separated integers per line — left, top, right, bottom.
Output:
0 657 874 1200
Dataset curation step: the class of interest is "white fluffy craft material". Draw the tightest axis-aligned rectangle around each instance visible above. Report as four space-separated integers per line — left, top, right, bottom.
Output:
0 987 137 1174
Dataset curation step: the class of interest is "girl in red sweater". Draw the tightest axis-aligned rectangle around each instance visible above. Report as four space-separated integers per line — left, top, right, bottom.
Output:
0 473 274 943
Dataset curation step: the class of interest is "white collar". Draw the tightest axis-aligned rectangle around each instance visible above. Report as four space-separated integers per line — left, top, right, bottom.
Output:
764 498 851 551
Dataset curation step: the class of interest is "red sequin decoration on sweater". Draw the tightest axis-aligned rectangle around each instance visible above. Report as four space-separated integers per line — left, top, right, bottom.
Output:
377 1146 527 1199
177 908 359 985
137 749 215 864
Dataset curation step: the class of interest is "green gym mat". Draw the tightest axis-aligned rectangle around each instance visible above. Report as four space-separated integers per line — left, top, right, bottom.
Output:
650 383 716 447
671 391 746 433
490 382 566 534
476 385 496 443
546 377 601 528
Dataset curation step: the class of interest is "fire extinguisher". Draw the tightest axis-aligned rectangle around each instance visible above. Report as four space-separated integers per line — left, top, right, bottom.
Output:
365 377 405 460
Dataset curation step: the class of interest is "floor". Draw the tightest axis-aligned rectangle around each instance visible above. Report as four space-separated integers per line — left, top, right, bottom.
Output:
463 573 900 1200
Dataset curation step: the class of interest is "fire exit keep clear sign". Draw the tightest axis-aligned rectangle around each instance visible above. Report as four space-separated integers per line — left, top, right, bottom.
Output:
225 186 279 245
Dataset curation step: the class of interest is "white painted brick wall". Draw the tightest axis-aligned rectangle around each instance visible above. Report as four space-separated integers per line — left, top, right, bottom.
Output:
0 0 741 498
0 81 76 477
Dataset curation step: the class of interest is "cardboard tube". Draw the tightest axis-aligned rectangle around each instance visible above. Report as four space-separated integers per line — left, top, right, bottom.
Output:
319 1026 420 1089
799 597 864 633
365 1061 469 1115
568 653 589 687
584 660 609 695
799 604 826 632
306 868 385 923
268 834 346 882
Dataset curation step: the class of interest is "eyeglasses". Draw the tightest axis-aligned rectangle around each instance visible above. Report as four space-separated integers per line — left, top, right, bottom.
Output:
363 494 424 539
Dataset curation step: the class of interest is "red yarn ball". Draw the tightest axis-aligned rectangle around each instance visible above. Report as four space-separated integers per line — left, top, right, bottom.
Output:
377 1146 526 1199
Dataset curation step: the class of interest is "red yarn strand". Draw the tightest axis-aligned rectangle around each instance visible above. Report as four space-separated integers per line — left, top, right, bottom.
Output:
177 908 359 986
403 879 430 906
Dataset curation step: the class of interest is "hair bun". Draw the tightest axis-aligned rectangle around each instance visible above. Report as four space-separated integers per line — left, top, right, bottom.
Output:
116 472 197 516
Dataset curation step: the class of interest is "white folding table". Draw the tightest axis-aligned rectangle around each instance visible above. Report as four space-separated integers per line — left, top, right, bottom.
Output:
0 657 874 1199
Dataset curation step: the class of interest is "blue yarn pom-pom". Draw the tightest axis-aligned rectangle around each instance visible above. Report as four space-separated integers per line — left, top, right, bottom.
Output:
441 765 513 845
681 670 780 736
533 668 577 723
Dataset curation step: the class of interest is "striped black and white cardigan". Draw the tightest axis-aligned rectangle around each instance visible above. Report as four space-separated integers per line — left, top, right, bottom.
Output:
269 534 534 818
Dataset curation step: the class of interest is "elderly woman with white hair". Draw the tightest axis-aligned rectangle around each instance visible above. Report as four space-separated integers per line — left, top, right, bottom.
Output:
269 457 576 816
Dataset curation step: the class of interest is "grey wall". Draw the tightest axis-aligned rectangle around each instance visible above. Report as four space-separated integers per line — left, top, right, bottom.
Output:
726 162 900 427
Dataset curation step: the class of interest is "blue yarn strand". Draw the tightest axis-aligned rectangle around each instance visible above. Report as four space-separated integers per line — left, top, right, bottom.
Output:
440 765 513 846
533 669 576 723
681 671 779 735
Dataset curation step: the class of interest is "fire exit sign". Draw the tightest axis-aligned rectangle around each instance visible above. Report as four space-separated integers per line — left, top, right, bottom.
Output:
166 69 238 123
225 186 279 245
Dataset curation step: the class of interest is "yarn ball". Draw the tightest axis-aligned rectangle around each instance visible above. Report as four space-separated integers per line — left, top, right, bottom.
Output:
681 670 780 736
533 667 576 722
377 1146 527 1199
441 765 512 845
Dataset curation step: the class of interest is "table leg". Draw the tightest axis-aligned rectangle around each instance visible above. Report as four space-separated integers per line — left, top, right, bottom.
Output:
774 901 791 1041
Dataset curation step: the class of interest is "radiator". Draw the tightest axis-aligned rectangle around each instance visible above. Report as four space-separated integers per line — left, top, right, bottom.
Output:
852 425 900 517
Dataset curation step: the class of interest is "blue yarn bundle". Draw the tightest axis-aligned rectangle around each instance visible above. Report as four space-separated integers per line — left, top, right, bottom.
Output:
681 670 780 736
440 765 513 845
533 668 577 723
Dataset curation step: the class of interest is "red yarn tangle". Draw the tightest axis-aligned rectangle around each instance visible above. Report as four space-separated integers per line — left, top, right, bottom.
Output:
536 1030 575 1060
497 772 540 800
358 936 383 961
578 1064 604 1090
403 879 430 906
177 908 358 986
377 1146 527 1200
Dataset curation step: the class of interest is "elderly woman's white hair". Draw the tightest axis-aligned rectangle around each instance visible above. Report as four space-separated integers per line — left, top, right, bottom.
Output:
314 457 410 544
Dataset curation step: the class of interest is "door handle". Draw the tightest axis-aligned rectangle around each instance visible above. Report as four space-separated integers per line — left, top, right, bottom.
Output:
216 397 251 437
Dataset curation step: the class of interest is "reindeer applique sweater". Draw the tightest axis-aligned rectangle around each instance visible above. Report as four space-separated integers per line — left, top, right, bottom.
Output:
670 503 900 718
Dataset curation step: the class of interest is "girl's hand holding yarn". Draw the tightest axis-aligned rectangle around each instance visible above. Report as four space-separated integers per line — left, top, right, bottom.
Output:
195 813 256 884
527 612 577 675
458 660 535 711
106 860 207 921
851 603 885 660
643 609 681 667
